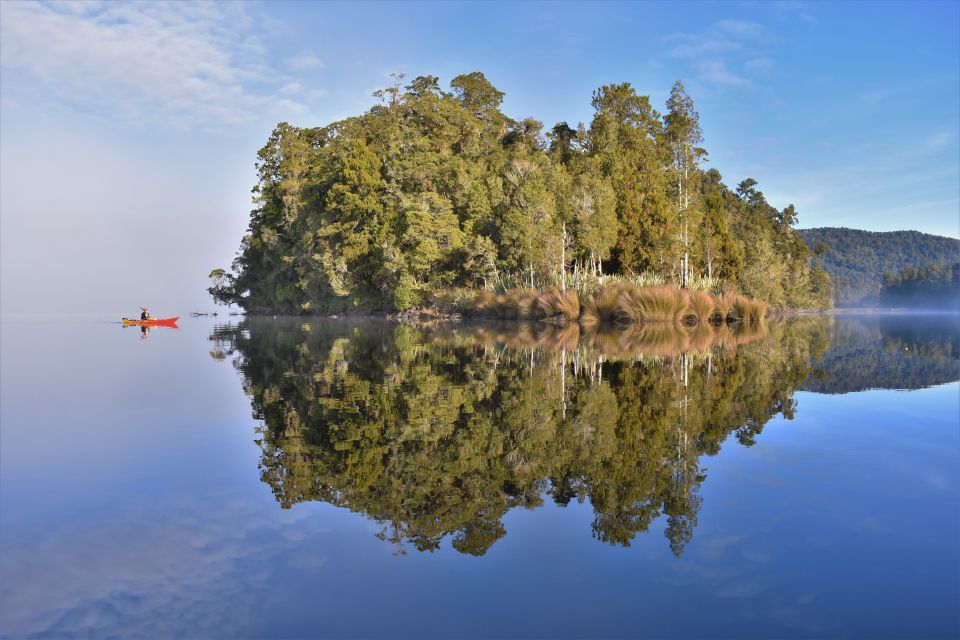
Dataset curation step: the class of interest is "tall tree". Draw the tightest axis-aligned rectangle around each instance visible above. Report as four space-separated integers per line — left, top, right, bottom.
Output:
665 80 706 287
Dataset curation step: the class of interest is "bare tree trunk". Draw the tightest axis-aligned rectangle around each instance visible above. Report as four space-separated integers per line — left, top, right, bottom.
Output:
561 222 566 292
561 348 567 419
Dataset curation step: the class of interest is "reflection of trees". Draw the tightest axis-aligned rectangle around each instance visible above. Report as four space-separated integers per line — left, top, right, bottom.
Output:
802 315 959 394
210 318 827 557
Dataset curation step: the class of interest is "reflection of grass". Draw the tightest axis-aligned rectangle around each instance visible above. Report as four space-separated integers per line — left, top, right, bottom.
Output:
471 317 768 359
469 322 580 353
471 284 766 328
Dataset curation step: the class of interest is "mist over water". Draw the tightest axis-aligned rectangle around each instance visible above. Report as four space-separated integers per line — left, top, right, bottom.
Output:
1 313 957 638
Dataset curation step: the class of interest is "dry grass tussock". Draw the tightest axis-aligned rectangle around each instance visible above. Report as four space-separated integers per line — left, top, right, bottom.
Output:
579 286 623 327
618 285 689 324
472 288 538 319
535 288 580 323
686 290 716 325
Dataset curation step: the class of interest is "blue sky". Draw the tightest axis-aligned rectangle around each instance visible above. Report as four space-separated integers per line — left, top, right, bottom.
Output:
1 1 958 313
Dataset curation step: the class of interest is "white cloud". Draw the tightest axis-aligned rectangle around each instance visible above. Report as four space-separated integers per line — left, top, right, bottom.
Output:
287 53 326 71
0 1 307 129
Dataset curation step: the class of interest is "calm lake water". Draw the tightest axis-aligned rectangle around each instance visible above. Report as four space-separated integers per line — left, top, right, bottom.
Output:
1 313 958 639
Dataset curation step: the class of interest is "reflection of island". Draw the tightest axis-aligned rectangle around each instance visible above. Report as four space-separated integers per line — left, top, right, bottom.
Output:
211 318 829 556
802 315 959 394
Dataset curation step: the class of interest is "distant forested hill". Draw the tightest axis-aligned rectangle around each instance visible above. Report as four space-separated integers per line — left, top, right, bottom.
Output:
798 227 959 305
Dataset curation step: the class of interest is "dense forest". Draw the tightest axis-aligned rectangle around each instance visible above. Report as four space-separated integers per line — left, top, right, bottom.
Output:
209 72 830 313
878 261 959 309
798 227 959 305
209 317 826 556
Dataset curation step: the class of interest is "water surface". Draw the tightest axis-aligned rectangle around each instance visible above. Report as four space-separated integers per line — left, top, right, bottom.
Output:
1 314 957 638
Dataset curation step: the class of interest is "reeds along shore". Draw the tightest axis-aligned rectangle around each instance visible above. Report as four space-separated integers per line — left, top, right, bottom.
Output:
470 285 768 327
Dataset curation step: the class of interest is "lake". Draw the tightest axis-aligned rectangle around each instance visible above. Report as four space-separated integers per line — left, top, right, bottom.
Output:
1 313 957 638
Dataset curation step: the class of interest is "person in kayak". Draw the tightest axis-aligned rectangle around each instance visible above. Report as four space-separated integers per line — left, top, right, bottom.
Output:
140 307 151 320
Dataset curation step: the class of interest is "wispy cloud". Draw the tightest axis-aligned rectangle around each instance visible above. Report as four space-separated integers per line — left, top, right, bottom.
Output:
286 53 326 71
714 19 769 39
697 61 752 87
860 88 892 104
0 1 311 129
744 57 774 74
279 81 305 96
668 38 743 59
663 19 774 89
771 1 819 24
925 131 952 149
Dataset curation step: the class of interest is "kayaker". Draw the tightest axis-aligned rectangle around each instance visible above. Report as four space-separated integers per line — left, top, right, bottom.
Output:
140 307 151 321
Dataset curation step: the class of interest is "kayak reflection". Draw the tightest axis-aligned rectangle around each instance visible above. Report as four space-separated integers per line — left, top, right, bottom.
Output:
121 317 180 339
121 315 180 328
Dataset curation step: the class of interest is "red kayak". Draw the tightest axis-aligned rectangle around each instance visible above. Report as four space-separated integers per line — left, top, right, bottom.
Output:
123 316 179 327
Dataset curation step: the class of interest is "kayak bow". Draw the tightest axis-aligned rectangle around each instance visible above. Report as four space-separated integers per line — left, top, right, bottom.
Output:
122 316 179 327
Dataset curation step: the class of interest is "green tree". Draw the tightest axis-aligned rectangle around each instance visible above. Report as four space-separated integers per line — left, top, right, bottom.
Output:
589 83 674 274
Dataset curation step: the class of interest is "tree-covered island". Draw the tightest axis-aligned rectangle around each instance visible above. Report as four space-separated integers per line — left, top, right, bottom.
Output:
209 72 831 315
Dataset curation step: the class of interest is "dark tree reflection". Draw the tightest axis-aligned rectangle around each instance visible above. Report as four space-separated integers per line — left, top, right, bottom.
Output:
801 314 959 393
211 314 955 556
